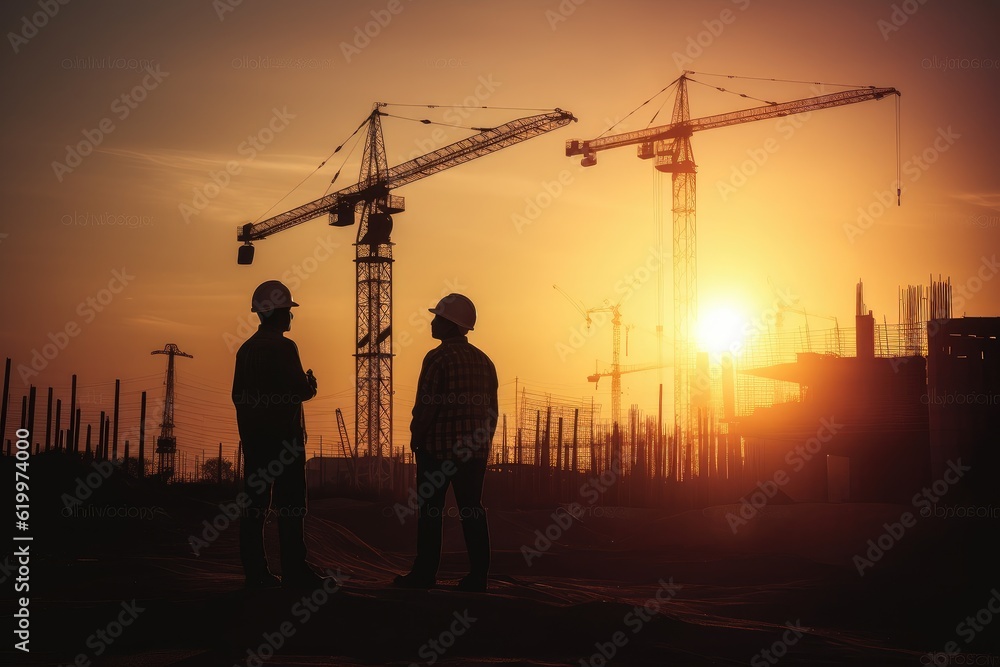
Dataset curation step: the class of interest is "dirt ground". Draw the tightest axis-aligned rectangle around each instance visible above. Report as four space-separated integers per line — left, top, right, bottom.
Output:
6 455 999 666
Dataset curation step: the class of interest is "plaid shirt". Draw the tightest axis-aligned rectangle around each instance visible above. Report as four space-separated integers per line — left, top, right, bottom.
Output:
410 335 498 461
232 327 316 453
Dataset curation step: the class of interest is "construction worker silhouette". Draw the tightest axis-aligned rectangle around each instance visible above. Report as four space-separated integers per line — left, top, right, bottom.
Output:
395 293 499 592
232 280 329 588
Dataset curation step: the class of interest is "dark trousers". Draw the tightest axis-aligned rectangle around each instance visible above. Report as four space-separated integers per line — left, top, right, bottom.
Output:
412 451 490 579
239 438 308 577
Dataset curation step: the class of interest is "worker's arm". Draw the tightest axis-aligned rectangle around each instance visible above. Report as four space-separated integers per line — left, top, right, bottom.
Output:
278 338 318 403
410 352 444 453
486 360 499 442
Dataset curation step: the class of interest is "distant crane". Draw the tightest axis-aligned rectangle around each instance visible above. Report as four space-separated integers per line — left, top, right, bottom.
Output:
766 276 843 356
566 72 899 470
553 284 632 427
335 407 357 487
150 343 193 480
237 105 576 478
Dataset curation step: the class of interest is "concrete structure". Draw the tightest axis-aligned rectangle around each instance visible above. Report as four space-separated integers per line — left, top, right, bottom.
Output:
926 317 1000 503
739 352 929 503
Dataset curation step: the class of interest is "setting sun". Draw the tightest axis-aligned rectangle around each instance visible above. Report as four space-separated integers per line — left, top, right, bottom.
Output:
696 305 747 354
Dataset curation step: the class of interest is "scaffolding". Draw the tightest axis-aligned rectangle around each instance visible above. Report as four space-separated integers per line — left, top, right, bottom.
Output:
516 390 598 470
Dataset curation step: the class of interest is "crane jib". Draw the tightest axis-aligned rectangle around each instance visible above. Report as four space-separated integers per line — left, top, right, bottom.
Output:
237 109 576 243
566 87 899 159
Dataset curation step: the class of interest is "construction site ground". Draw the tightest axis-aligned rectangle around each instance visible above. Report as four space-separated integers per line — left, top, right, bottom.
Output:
9 455 997 667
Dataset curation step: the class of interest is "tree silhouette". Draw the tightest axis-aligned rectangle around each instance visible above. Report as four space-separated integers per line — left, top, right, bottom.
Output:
201 457 235 483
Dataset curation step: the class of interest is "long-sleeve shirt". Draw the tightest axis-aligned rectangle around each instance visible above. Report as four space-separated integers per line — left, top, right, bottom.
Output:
410 335 498 462
232 327 316 453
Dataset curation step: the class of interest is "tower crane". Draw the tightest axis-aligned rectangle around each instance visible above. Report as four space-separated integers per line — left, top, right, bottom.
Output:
553 284 630 427
237 105 577 473
566 72 899 470
150 343 193 480
588 361 672 388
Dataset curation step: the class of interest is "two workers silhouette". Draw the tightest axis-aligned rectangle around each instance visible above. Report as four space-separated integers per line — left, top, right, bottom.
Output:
232 281 497 592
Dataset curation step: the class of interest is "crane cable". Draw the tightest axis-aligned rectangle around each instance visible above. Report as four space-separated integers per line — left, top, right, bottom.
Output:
251 114 371 224
378 111 492 132
689 70 903 206
895 93 902 206
382 103 557 112
249 102 556 224
599 79 680 138
685 71 880 90
685 76 778 105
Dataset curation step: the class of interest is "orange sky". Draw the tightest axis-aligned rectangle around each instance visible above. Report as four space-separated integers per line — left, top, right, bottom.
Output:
2 0 998 462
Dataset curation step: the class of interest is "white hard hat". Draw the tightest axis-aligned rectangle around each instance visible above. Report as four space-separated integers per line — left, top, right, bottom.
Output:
429 293 476 330
251 280 299 313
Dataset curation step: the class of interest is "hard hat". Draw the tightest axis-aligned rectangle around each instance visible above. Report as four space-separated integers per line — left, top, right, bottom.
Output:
429 293 477 330
251 280 299 313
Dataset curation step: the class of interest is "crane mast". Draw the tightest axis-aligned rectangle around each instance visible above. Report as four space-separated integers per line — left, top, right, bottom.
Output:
238 106 576 475
567 74 899 479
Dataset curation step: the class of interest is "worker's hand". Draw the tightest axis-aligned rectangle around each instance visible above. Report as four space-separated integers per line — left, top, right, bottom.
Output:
306 369 318 392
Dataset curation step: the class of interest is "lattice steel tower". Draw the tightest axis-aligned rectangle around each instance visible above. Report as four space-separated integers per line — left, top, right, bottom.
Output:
150 343 193 480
